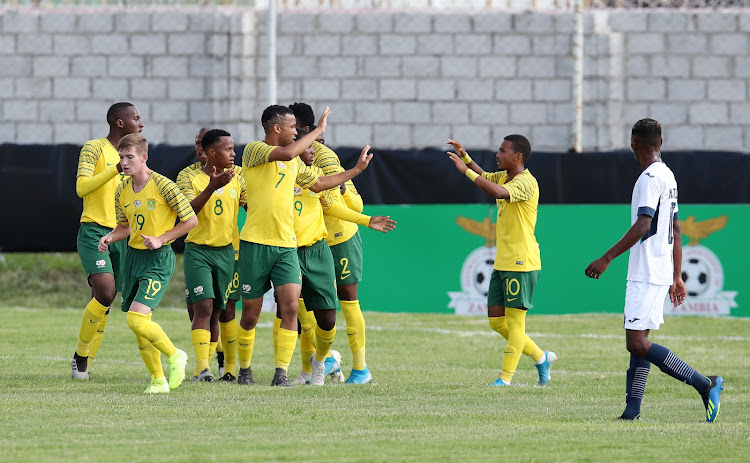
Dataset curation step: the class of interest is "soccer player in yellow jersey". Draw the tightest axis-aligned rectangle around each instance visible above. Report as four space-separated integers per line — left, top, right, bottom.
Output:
290 130 396 385
72 102 144 380
177 129 246 382
447 136 557 386
237 105 372 387
99 134 197 393
289 102 375 384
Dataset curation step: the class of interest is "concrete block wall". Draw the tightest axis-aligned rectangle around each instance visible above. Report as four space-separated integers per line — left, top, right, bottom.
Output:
0 8 748 152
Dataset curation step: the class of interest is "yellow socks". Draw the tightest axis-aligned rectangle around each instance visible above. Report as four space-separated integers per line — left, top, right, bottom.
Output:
237 325 255 370
314 325 336 363
488 316 544 363
275 328 297 371
88 312 108 361
220 320 238 376
191 329 211 375
136 334 164 379
76 298 109 357
208 341 218 365
341 300 366 370
500 308 527 383
272 316 281 366
298 299 317 373
126 311 177 358
216 338 223 354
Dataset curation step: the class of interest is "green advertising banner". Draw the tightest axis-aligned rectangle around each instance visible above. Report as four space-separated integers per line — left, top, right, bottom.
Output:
355 204 748 317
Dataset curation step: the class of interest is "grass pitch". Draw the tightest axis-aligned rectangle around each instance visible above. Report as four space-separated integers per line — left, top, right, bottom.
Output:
1 304 748 462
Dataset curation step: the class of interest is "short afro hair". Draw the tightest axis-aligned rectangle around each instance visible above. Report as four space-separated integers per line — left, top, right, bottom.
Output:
631 118 662 148
201 129 231 150
106 102 135 126
289 102 315 129
504 134 532 162
262 105 294 132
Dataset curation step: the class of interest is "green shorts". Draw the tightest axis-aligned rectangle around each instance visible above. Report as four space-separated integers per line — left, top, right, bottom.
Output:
120 246 175 312
329 230 363 285
183 243 234 309
225 258 241 302
77 222 127 292
298 239 340 311
487 270 539 309
239 240 301 300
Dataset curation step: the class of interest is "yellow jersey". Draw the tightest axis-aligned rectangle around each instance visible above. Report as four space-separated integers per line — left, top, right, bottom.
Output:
177 164 246 247
76 138 126 228
115 172 195 250
481 169 541 272
240 141 319 248
312 141 362 246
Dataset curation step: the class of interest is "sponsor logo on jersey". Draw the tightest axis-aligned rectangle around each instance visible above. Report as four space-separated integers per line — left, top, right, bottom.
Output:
216 188 224 195
277 162 287 170
185 289 189 296
194 286 204 295
242 284 251 292
134 200 141 208
294 187 302 195
95 259 106 268
147 200 156 210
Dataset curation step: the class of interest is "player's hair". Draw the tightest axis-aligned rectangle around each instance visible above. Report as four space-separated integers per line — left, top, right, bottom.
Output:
106 102 135 126
195 127 210 141
201 129 231 150
295 128 309 140
117 133 148 154
631 118 662 148
262 105 294 133
289 102 315 129
504 134 532 162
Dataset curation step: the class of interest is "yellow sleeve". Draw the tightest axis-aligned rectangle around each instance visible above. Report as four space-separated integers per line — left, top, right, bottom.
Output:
320 190 370 226
243 141 277 168
235 166 247 207
115 182 128 226
313 141 344 176
343 182 364 213
155 175 196 222
75 143 119 198
295 158 319 190
503 174 537 203
176 168 196 202
480 171 507 185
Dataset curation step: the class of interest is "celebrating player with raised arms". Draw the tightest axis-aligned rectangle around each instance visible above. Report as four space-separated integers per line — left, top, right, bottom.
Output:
71 102 144 380
236 105 372 387
447 136 556 387
99 134 197 393
177 129 246 382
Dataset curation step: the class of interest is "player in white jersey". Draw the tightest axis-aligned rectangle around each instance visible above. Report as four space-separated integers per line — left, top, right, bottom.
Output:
585 119 723 422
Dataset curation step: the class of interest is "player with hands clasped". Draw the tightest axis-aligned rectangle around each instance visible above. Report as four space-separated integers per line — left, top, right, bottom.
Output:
447 136 556 387
585 118 723 422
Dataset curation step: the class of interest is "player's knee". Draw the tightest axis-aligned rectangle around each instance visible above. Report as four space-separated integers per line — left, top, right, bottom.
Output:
240 312 259 329
337 285 357 301
626 340 649 358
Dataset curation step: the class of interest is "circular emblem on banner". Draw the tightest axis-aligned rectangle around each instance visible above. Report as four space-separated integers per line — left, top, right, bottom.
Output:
682 245 723 298
459 246 497 297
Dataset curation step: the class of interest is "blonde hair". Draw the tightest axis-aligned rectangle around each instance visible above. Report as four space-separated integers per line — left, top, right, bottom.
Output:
117 133 148 154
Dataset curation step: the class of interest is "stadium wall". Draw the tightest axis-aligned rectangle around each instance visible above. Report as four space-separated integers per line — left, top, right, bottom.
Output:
0 9 749 151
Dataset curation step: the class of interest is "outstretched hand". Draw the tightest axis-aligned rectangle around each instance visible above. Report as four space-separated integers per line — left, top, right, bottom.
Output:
317 106 331 134
446 139 467 157
369 216 397 233
207 166 234 191
355 145 373 173
447 151 468 174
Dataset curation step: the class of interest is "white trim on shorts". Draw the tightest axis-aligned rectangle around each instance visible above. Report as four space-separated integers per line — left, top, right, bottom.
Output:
623 280 668 330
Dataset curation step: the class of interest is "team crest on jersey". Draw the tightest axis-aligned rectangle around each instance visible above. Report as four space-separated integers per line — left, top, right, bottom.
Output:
230 189 237 198
294 187 303 195
216 188 224 195
664 215 737 316
95 259 106 268
147 200 156 210
134 200 142 208
242 284 251 292
308 190 317 197
194 286 204 295
277 161 287 170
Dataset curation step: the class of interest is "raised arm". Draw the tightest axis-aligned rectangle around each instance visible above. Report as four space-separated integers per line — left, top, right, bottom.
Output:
584 215 652 279
309 145 372 193
447 139 484 175
189 167 234 214
269 107 331 162
447 151 510 200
